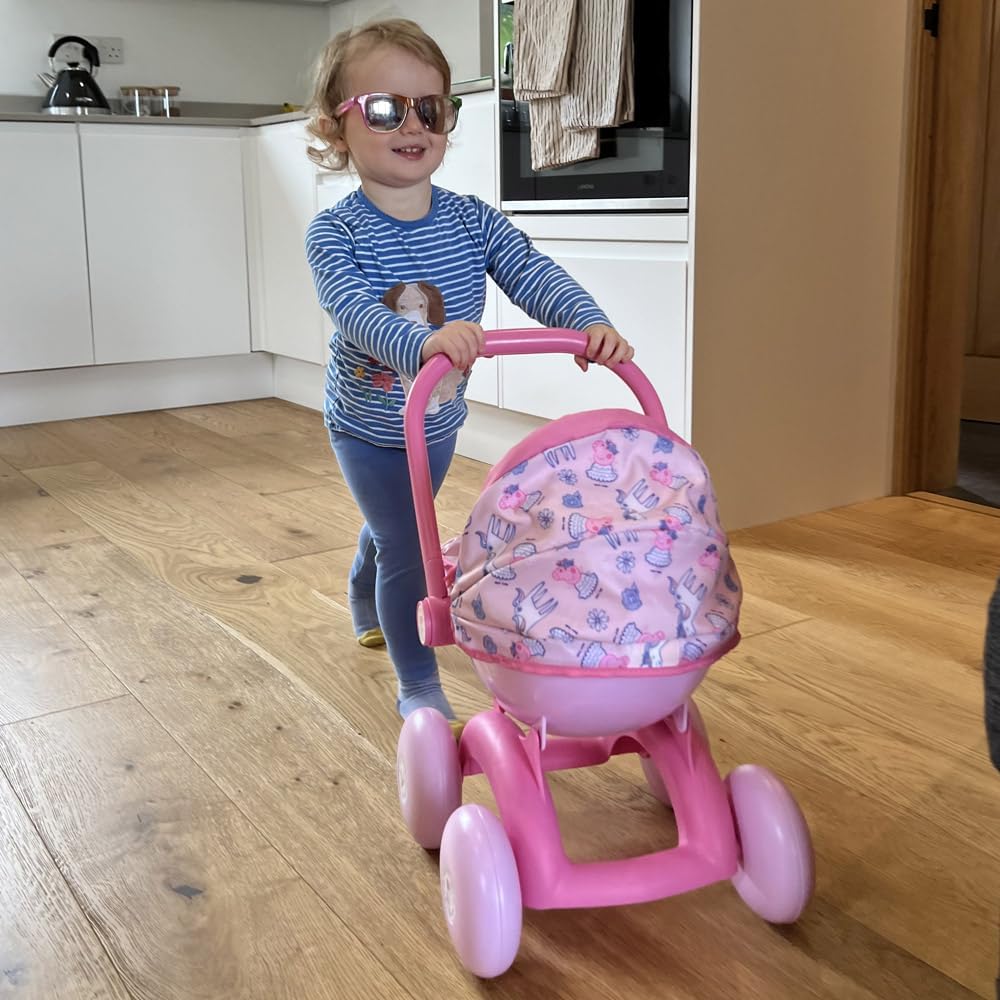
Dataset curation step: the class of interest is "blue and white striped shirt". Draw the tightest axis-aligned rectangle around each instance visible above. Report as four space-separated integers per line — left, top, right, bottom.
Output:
306 186 610 448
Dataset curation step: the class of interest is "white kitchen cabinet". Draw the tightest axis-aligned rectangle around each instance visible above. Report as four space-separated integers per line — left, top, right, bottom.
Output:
0 123 93 374
467 284 501 408
314 169 358 212
498 242 688 431
434 90 498 206
249 121 327 364
434 89 500 406
79 125 250 365
314 168 360 368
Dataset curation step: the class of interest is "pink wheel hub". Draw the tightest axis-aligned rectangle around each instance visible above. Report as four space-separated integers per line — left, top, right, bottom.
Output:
416 596 453 646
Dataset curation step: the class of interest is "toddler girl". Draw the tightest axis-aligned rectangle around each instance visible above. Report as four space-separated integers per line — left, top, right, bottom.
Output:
305 18 633 720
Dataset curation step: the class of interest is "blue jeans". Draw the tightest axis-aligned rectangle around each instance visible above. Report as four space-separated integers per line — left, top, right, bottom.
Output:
328 429 457 691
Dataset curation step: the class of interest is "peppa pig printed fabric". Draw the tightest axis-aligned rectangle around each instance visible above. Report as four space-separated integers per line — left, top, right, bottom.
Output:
446 409 743 677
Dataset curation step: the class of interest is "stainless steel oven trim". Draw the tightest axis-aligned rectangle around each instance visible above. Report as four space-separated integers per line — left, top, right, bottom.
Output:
501 197 688 213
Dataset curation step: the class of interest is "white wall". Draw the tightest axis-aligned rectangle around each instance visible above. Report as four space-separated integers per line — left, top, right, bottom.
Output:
690 0 912 528
0 0 330 104
327 0 488 84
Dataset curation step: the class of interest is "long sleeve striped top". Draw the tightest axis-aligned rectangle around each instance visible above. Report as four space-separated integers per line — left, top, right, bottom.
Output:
305 185 611 448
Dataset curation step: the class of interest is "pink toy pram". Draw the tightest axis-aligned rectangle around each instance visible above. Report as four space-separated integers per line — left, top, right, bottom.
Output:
398 329 814 978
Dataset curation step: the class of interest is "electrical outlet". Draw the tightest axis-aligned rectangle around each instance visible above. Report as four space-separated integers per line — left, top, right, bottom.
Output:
94 37 124 65
52 34 124 65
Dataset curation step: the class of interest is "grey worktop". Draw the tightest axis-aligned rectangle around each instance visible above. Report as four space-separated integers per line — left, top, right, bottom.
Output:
0 77 494 127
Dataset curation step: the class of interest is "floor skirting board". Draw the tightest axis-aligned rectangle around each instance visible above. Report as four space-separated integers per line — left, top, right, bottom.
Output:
0 353 274 428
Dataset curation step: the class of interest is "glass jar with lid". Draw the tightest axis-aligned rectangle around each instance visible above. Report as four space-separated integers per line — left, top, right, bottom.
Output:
120 86 152 116
149 86 181 117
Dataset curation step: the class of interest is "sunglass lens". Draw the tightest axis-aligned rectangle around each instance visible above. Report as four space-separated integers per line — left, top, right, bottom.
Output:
418 96 458 134
362 94 407 131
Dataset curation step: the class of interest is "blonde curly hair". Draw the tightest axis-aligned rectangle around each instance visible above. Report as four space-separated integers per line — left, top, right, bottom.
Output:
305 18 452 172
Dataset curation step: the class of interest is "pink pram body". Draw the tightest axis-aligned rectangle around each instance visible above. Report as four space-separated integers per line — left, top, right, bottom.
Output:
445 406 741 737
398 330 813 979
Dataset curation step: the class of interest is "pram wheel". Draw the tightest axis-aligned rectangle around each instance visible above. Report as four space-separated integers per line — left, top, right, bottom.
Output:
726 765 814 923
440 804 522 979
397 708 462 849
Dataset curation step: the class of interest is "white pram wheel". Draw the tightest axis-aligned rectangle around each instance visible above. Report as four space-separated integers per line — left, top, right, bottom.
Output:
726 765 815 923
397 707 462 849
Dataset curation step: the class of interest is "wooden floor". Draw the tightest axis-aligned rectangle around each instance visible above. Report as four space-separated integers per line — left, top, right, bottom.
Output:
0 399 996 999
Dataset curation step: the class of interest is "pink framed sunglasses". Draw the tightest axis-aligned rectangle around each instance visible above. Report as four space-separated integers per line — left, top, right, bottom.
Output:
334 92 462 135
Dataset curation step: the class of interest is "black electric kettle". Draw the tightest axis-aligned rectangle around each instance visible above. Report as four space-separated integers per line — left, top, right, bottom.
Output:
42 36 112 115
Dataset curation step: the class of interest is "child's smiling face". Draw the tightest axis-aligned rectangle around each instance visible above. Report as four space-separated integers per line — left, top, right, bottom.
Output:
335 44 447 195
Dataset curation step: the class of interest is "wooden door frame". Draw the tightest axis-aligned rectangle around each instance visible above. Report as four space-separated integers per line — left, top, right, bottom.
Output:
894 0 995 494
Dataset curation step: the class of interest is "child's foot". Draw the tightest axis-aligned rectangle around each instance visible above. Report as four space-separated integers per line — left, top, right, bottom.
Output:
398 678 456 720
348 588 382 647
357 627 385 649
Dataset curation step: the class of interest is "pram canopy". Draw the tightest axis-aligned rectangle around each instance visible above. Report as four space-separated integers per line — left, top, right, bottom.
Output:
448 409 742 677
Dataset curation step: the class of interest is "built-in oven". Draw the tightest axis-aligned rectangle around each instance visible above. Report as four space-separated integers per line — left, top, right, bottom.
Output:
498 0 692 213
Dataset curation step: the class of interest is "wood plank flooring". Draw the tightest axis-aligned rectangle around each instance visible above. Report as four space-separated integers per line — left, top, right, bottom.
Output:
0 399 996 999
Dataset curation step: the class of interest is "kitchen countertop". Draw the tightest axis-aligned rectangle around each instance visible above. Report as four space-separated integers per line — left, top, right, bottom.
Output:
0 77 494 127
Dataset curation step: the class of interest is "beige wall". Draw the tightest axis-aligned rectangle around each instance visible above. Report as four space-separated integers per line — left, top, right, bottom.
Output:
691 1 913 528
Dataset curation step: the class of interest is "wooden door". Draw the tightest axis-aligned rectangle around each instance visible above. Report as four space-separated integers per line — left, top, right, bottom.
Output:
895 0 994 491
964 0 1000 422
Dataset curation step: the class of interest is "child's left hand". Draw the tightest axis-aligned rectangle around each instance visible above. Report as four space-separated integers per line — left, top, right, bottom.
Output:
575 324 635 372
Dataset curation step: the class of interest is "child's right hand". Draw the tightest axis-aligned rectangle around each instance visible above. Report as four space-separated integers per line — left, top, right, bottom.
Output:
420 321 485 370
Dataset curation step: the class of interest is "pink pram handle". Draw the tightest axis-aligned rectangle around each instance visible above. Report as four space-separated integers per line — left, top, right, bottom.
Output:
404 329 668 635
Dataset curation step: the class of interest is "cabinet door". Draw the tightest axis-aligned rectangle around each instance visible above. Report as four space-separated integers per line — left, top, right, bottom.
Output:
499 243 688 431
465 281 500 407
313 170 362 368
434 91 500 405
433 90 498 206
314 170 357 212
0 123 93 373
252 122 326 364
80 126 250 365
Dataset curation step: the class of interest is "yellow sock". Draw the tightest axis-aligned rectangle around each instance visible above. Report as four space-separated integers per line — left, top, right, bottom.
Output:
357 627 385 648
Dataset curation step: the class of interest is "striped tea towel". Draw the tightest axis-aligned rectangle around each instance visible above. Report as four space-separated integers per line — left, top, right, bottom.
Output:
514 0 578 99
560 0 634 130
514 0 598 170
514 0 634 171
525 100 601 170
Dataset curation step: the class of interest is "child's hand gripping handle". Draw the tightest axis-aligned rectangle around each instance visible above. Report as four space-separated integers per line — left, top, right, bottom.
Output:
404 327 668 646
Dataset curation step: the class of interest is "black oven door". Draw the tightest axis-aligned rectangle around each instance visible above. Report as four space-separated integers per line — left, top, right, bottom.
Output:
498 0 691 213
